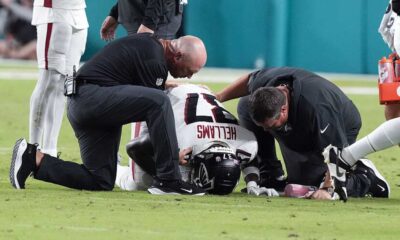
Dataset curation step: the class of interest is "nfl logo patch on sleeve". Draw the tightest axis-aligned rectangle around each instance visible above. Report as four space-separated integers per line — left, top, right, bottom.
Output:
156 78 164 86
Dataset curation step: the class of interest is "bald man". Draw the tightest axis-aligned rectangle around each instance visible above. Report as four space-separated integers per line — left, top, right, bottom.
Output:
10 33 208 195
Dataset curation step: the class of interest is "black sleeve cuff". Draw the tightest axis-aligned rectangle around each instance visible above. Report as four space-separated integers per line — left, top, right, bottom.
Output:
109 3 118 19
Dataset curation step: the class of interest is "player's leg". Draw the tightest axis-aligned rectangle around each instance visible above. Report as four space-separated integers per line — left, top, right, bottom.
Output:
65 27 87 76
115 160 153 191
30 23 54 147
116 134 156 191
115 164 137 191
30 22 73 156
341 117 400 166
29 68 58 147
42 25 87 156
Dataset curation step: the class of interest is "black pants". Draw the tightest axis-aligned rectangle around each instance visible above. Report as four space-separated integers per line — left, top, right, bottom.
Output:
34 84 181 190
237 96 361 187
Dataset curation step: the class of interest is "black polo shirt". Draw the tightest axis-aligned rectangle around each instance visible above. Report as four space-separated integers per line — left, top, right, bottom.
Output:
76 33 168 89
247 67 360 153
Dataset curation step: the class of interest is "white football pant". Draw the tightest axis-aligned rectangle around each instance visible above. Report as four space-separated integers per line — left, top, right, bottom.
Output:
30 22 87 156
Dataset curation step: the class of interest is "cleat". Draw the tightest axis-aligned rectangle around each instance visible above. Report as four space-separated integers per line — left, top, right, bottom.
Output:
333 177 348 202
9 138 37 189
323 145 350 202
355 159 390 198
322 144 351 171
326 163 348 202
148 178 206 195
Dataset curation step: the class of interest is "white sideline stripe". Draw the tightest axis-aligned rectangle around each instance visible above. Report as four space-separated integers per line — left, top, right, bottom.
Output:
0 71 38 80
0 67 379 94
341 87 378 95
0 67 378 81
0 147 12 152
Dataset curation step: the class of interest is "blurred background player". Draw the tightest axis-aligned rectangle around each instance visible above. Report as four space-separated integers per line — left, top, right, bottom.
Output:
116 84 279 196
29 0 88 156
100 0 187 41
379 0 400 120
0 0 36 60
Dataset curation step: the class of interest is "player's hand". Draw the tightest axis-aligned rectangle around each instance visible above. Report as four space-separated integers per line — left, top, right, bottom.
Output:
100 16 118 41
179 148 192 166
310 189 333 200
247 181 279 197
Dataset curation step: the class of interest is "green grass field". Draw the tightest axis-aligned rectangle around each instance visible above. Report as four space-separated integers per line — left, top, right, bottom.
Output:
0 70 400 240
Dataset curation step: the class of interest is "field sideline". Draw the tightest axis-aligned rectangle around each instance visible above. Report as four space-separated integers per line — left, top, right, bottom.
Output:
0 65 400 240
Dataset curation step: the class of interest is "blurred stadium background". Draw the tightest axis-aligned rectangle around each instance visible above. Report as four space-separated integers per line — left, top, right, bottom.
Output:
84 0 390 75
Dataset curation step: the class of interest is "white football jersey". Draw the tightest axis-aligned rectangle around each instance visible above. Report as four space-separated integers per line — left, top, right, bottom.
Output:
129 84 258 189
132 84 258 164
32 0 88 29
379 1 400 52
33 0 86 9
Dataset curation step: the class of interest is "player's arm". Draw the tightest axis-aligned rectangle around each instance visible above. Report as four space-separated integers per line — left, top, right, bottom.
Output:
215 73 251 102
238 147 279 197
241 161 279 197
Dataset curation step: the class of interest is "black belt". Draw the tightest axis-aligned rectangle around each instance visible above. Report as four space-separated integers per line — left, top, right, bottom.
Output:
77 79 103 86
77 79 92 85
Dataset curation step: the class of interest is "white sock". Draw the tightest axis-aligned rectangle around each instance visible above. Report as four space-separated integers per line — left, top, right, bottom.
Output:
343 117 400 165
42 73 66 157
29 69 64 156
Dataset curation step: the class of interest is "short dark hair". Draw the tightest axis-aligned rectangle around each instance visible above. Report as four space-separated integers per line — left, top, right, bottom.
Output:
249 87 286 123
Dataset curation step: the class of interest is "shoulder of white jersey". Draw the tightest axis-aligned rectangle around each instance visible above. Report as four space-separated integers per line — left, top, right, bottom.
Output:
34 0 86 9
234 127 258 163
167 84 212 98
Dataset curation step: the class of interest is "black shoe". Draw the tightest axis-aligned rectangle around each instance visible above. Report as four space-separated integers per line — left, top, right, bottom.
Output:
9 138 37 189
333 177 348 202
355 159 390 198
147 179 206 195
